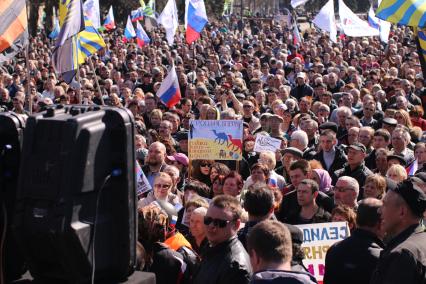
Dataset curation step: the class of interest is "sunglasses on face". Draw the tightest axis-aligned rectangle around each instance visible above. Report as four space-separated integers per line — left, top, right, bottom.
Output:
203 216 233 228
200 163 210 167
154 183 171 189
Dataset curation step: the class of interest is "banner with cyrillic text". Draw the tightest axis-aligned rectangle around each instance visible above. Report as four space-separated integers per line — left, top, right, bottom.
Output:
254 134 281 153
188 120 243 160
295 222 351 283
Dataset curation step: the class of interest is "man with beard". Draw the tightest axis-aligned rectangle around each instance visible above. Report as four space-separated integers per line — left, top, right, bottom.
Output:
142 141 168 188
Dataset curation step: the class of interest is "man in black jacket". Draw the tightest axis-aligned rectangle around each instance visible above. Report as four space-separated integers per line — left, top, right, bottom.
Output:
324 198 384 284
370 179 426 284
313 130 347 183
193 195 252 284
334 143 373 196
248 220 317 284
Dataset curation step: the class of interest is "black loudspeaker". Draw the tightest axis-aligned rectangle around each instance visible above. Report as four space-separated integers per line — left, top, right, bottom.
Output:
0 112 27 282
13 105 137 283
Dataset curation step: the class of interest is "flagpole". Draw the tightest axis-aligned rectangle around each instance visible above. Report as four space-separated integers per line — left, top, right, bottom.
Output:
192 42 196 84
25 44 32 114
88 57 105 105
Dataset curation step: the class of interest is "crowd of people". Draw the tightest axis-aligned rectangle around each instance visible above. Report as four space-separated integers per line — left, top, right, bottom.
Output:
2 12 426 284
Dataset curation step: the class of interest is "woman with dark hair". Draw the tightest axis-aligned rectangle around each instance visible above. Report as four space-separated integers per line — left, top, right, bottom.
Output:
191 160 214 187
211 175 225 197
209 162 231 184
222 171 244 198
331 205 357 232
242 163 270 191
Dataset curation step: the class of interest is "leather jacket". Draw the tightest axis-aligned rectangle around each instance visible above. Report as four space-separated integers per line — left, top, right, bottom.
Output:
193 236 252 284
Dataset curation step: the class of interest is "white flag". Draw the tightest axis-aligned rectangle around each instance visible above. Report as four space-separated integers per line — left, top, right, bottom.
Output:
291 0 309 8
158 0 179 46
338 0 379 37
312 0 337 43
83 0 101 29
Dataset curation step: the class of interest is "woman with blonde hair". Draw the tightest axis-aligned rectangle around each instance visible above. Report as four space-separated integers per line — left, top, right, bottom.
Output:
386 164 408 184
363 174 386 200
394 109 413 128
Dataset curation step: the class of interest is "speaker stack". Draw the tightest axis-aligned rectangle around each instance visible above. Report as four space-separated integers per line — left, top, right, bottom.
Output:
0 106 155 284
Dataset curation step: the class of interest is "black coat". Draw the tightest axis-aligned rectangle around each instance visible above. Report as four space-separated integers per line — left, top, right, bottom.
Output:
323 229 384 284
193 236 252 284
370 224 426 284
334 163 373 195
250 270 317 284
276 190 334 224
290 84 314 101
150 242 186 284
313 147 347 184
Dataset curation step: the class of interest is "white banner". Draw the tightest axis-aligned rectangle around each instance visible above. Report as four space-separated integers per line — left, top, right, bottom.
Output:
254 134 282 153
295 222 351 283
338 0 379 37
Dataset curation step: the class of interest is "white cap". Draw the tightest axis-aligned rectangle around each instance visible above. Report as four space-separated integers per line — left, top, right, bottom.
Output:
296 72 306 79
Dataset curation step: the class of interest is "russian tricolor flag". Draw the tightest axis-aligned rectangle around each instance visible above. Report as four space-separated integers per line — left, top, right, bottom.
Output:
136 21 150 47
368 6 380 30
131 8 144 22
103 6 116 30
185 0 208 45
156 66 181 108
124 16 136 42
293 23 302 45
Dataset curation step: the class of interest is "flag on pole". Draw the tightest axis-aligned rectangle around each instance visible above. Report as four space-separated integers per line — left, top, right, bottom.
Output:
291 0 309 8
338 0 379 37
368 7 380 29
103 6 116 30
56 0 85 46
158 0 179 46
0 0 29 63
376 0 426 28
52 37 80 83
293 23 302 45
368 3 391 43
83 0 100 29
185 0 208 44
144 0 156 18
156 66 181 108
49 14 61 39
312 0 337 43
131 8 144 22
136 21 150 47
52 0 85 83
77 16 105 64
124 16 136 41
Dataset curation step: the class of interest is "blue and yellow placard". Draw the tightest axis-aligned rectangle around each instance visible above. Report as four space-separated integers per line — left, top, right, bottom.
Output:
188 120 243 161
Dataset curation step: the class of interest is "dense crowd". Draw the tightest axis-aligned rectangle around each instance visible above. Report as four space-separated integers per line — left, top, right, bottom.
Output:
2 14 426 284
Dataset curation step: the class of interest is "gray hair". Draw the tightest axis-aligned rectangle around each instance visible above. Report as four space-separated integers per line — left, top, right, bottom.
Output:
337 176 359 198
291 130 309 149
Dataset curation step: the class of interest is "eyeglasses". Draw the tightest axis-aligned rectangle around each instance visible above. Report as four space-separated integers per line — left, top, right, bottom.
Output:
203 216 233 228
334 186 354 193
200 163 210 167
154 183 171 189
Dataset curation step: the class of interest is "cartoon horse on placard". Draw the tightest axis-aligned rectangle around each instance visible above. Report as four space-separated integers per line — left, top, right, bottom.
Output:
212 130 228 145
227 135 242 153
